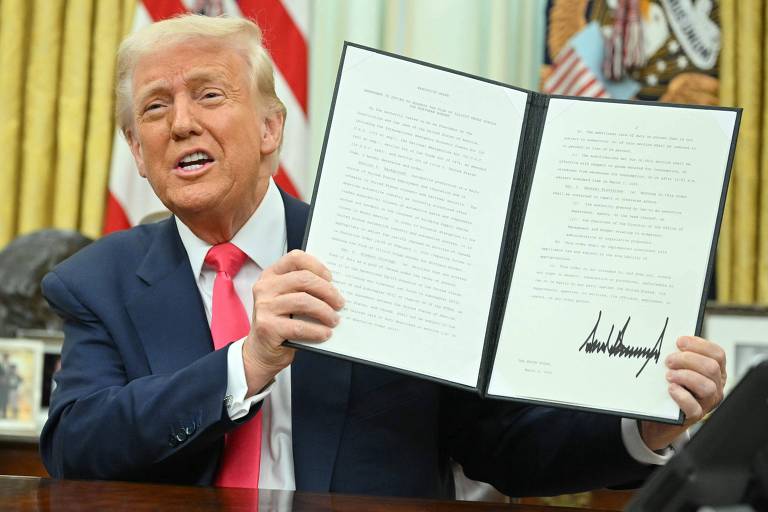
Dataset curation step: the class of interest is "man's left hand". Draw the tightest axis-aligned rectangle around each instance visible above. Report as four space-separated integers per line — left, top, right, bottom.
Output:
640 336 727 451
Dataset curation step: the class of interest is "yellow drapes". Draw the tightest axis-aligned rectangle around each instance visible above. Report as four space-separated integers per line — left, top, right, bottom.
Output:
0 0 135 246
2 0 765 301
0 0 28 247
718 0 768 304
54 0 93 230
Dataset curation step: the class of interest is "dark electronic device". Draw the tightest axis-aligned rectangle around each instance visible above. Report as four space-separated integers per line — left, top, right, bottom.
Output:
627 360 768 511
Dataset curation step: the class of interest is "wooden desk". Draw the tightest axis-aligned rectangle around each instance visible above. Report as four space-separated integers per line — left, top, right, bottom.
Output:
0 440 46 477
0 440 634 509
0 441 632 510
0 476 620 512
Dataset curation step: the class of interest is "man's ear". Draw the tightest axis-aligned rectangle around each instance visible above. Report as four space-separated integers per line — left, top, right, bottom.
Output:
260 110 284 157
125 128 147 178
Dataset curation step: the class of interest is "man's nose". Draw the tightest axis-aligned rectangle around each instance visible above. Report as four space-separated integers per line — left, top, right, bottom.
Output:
170 97 202 139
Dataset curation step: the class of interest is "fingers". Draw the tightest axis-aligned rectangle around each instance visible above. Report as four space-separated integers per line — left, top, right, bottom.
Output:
255 250 344 315
641 335 727 448
675 335 725 360
249 250 345 348
265 249 332 281
260 270 344 310
665 336 728 421
667 349 724 388
267 316 333 343
668 382 705 425
666 369 721 413
270 293 340 327
673 336 727 381
242 252 342 392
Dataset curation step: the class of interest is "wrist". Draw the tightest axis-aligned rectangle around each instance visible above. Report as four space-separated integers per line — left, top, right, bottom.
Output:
639 420 681 452
252 377 276 397
243 358 277 398
242 341 290 397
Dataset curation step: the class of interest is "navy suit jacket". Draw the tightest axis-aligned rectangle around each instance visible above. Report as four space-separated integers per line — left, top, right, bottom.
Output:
41 189 651 498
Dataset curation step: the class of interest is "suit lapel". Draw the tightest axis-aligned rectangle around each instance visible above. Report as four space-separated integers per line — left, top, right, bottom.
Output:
281 188 352 492
280 187 309 252
126 218 213 374
126 193 353 490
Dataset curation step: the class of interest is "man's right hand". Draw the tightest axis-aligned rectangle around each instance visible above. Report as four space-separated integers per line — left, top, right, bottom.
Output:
241 249 345 397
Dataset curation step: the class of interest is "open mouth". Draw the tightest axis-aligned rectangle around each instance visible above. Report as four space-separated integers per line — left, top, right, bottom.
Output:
176 151 214 172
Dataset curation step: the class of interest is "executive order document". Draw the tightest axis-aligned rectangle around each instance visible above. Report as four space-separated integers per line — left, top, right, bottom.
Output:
302 45 528 386
297 43 739 422
488 98 737 421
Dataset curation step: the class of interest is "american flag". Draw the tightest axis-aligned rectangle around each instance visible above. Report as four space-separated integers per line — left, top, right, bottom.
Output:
103 0 310 233
543 46 610 98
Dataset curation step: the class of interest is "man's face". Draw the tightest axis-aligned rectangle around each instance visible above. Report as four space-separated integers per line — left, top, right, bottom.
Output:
126 39 282 221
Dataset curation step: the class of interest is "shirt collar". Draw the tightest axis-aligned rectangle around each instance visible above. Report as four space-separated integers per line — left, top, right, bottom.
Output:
175 178 287 278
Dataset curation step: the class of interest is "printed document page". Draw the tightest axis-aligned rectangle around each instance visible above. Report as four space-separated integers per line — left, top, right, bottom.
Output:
302 46 528 386
489 98 737 419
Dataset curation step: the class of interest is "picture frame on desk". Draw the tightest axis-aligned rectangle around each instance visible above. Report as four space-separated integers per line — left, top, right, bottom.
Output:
0 338 44 438
15 329 64 430
703 303 768 394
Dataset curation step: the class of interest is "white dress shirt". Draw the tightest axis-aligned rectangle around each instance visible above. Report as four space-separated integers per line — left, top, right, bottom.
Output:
176 179 295 490
175 179 682 495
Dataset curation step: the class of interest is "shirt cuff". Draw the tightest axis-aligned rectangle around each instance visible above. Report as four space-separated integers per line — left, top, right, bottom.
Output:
225 338 274 420
621 418 690 465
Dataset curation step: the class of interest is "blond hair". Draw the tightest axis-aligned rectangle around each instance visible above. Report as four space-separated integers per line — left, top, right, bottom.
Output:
115 14 286 134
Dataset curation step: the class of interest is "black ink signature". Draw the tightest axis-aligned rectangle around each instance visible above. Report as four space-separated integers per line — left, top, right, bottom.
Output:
578 311 668 378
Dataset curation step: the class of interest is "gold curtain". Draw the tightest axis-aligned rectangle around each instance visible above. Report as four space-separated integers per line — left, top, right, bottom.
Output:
718 0 768 304
0 0 135 247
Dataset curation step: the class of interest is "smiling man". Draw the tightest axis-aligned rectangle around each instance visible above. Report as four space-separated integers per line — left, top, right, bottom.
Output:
40 14 727 498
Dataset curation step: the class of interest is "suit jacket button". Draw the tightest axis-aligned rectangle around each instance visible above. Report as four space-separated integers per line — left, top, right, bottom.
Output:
175 431 187 443
184 423 196 436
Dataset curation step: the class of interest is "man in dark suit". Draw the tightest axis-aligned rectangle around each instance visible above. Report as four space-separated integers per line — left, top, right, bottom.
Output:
41 14 727 498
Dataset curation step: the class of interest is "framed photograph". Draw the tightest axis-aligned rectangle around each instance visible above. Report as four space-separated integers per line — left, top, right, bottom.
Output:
0 338 44 436
15 329 64 429
703 303 768 394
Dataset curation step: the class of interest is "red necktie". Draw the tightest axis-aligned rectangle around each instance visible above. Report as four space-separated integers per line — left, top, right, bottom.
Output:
205 242 262 489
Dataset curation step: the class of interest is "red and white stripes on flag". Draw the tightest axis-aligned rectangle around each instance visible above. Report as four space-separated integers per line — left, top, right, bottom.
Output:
103 0 310 233
542 46 610 98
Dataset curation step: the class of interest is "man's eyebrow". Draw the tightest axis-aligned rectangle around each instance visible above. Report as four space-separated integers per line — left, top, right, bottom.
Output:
134 70 230 106
134 80 170 107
